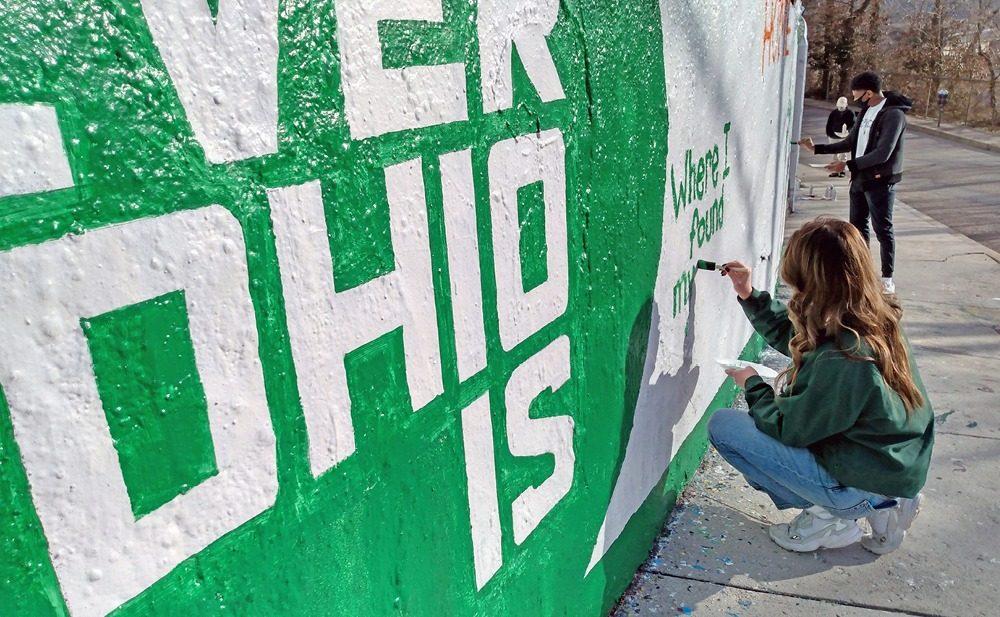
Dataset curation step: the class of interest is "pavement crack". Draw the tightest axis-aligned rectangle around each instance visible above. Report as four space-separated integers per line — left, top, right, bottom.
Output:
639 570 946 617
699 493 773 526
909 345 1000 362
911 251 1000 265
936 430 1000 441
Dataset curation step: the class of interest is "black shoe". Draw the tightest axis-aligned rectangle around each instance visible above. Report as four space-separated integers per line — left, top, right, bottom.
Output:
828 172 839 177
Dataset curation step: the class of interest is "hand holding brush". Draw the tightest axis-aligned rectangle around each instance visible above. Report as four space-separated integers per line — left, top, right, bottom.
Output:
720 260 752 300
696 259 753 299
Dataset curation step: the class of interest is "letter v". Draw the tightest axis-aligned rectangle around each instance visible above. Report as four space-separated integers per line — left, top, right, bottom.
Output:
140 0 278 163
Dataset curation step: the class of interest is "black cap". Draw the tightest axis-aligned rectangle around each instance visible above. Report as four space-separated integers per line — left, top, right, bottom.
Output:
850 71 882 92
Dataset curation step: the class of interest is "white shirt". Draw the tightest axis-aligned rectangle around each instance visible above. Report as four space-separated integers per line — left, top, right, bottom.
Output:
855 98 887 159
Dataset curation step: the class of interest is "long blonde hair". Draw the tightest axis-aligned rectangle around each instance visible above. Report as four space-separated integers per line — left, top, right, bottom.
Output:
779 217 924 411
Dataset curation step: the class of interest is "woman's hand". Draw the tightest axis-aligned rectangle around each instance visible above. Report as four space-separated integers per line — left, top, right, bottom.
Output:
725 366 759 389
721 261 753 300
797 137 815 153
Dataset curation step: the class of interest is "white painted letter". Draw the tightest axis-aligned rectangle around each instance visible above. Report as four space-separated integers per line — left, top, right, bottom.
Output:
506 335 575 545
140 0 278 163
461 394 503 590
478 0 566 113
335 0 467 139
440 149 487 381
0 104 74 198
268 171 442 478
488 129 568 351
0 207 277 616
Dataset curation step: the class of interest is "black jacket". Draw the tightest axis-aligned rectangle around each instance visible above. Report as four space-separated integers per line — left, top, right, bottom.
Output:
815 91 913 189
825 108 856 139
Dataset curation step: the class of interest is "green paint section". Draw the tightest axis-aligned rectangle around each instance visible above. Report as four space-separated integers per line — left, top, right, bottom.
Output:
0 0 771 615
83 291 217 519
326 176 396 292
205 0 219 24
379 14 464 70
517 181 549 292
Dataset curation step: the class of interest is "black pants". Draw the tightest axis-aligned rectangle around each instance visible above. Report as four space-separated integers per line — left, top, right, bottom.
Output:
849 183 896 278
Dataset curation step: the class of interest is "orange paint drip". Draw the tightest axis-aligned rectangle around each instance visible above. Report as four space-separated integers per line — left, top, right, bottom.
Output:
761 0 791 71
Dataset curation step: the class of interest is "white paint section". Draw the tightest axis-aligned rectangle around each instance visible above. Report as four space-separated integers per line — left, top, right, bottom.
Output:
139 0 278 163
0 104 74 198
478 0 566 113
440 149 487 381
267 172 442 479
588 0 797 573
268 181 357 472
0 206 277 616
506 335 575 545
335 0 467 139
488 129 568 351
460 394 503 590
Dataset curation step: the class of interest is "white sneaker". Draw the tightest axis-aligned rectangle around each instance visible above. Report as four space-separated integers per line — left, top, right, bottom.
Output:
768 506 863 552
881 277 896 294
862 493 924 555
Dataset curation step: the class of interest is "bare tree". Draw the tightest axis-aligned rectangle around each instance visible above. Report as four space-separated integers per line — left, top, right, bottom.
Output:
804 0 880 97
804 0 998 127
806 0 842 97
835 0 877 92
972 0 1000 125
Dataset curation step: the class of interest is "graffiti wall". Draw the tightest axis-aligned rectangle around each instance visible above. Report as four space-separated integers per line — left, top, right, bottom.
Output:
0 0 800 615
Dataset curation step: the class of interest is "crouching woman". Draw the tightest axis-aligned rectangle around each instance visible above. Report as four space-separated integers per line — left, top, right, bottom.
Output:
710 217 934 554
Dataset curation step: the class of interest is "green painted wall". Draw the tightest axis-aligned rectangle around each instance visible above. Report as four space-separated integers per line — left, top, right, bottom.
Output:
0 0 797 614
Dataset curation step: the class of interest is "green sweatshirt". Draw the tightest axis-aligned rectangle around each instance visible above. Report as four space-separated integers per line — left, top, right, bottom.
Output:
738 289 934 499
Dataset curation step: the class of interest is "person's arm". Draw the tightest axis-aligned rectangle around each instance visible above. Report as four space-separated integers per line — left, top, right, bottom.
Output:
744 352 873 447
847 109 905 172
814 137 852 154
737 289 793 356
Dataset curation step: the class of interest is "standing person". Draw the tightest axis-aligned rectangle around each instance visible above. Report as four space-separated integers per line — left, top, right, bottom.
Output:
799 72 913 294
825 97 855 178
709 217 933 554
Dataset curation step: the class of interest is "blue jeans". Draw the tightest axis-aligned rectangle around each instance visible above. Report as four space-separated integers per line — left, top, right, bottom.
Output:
708 408 895 520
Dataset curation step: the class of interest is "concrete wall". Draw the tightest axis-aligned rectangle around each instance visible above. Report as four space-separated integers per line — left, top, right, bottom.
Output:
0 1 800 615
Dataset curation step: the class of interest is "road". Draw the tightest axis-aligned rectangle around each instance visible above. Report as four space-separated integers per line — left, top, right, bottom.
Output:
800 106 1000 253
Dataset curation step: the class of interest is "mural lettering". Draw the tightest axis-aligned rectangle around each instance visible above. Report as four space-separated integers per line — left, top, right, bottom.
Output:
668 122 732 317
0 1 578 613
0 0 800 614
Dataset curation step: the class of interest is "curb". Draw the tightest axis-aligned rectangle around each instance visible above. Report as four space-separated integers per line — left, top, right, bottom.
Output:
906 122 999 154
884 193 1000 264
802 98 999 155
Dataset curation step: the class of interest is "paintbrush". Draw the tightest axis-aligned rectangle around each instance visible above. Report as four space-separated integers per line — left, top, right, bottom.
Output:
696 259 748 272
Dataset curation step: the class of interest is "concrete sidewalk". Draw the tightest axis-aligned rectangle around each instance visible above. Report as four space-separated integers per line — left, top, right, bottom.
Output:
614 164 1000 616
803 97 1000 154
